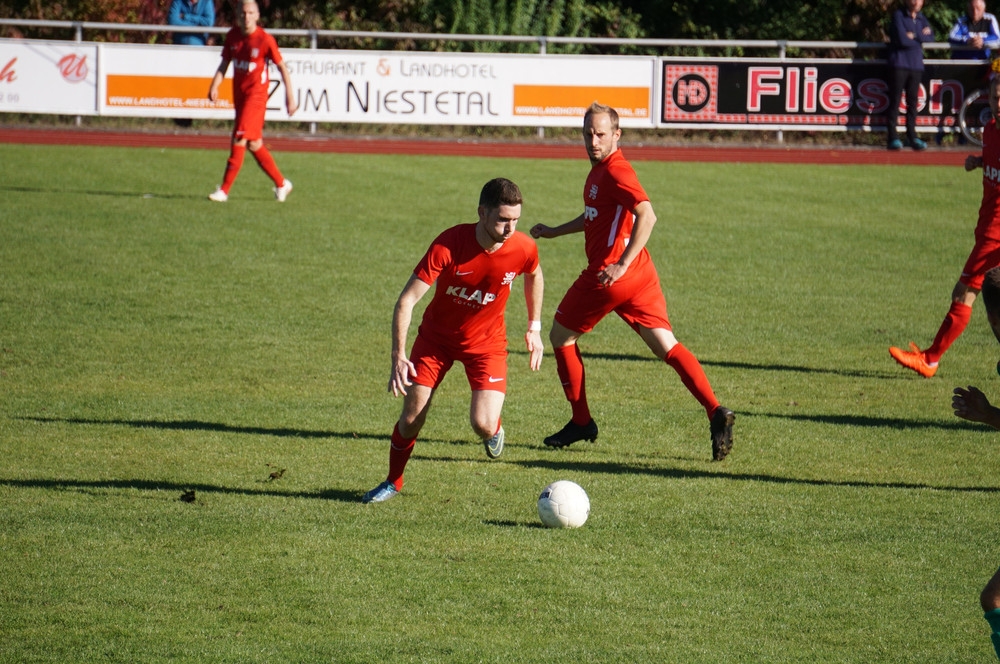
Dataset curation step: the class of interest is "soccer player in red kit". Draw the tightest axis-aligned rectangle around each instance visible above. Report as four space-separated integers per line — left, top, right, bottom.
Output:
530 102 735 461
207 0 296 202
890 76 1000 377
362 178 544 503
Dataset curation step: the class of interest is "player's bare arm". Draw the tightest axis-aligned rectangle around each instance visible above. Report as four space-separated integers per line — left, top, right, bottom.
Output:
277 62 297 116
967 154 984 171
530 213 586 240
207 59 229 102
598 200 657 287
953 385 1000 429
523 264 544 371
388 275 431 397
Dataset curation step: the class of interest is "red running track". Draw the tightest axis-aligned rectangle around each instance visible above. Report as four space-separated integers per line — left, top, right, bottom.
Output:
0 126 972 166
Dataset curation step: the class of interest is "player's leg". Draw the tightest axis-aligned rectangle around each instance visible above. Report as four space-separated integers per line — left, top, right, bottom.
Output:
983 566 1000 660
638 326 719 415
551 320 589 422
924 281 978 364
889 282 971 377
364 337 448 503
470 389 506 458
618 269 720 418
618 265 734 460
638 325 735 460
210 135 247 200
247 137 291 199
464 349 508 458
544 279 610 448
211 96 251 200
546 321 599 448
891 239 1000 376
362 384 433 504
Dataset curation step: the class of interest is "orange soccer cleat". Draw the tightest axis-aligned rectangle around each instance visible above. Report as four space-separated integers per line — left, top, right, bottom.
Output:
888 342 937 378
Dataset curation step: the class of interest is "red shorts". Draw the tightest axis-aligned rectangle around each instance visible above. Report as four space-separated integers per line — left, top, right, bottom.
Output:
233 96 266 142
960 236 1000 290
409 334 508 393
554 261 671 334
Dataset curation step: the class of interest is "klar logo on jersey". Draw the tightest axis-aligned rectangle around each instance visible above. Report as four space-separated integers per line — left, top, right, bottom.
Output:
588 184 599 200
501 272 516 287
986 164 1000 188
446 286 496 305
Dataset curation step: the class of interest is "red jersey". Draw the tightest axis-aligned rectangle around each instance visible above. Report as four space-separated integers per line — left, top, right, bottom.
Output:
978 119 1000 241
414 224 539 353
581 149 652 277
221 26 282 102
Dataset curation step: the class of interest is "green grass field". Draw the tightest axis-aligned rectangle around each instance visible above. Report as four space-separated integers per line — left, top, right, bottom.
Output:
1 143 998 662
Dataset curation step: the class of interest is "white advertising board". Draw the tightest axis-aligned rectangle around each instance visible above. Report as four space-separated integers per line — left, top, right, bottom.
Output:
0 39 98 115
283 50 656 127
91 42 657 127
98 42 232 119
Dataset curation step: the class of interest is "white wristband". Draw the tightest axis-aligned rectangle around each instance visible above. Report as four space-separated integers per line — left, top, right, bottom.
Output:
528 320 542 332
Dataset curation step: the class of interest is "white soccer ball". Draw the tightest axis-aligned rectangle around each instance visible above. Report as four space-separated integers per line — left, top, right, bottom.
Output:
537 480 590 528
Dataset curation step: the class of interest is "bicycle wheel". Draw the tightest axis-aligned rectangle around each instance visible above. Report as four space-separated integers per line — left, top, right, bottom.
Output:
959 88 990 146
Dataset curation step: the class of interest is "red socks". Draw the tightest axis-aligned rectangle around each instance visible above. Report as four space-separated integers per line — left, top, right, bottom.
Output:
386 423 415 491
665 343 719 419
925 301 973 364
250 145 284 187
219 144 246 194
556 341 719 422
219 144 285 193
554 344 592 425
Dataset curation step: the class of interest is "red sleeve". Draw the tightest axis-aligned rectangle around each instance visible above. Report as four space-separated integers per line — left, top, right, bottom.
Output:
413 230 454 285
609 159 648 210
265 32 283 65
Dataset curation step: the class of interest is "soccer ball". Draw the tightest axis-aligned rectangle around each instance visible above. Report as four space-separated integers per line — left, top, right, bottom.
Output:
537 480 590 528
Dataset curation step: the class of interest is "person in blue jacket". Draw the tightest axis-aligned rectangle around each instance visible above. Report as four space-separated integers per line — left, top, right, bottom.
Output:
886 0 935 150
950 0 1000 59
168 0 215 47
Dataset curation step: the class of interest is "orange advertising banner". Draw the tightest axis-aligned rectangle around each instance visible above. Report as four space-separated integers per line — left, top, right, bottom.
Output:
512 85 650 119
105 74 232 109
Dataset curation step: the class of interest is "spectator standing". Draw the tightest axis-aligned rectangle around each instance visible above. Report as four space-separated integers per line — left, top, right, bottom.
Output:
886 0 934 150
168 0 215 47
949 0 1000 59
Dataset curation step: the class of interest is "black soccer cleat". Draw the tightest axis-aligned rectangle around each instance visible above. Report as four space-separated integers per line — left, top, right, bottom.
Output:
543 419 599 448
710 406 735 461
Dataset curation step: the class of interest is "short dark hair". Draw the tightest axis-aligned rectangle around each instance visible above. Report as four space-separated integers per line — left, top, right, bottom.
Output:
479 177 523 209
983 267 1000 318
584 101 620 132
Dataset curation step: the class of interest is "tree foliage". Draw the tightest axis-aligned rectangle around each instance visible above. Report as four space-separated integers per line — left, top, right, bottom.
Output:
0 0 975 49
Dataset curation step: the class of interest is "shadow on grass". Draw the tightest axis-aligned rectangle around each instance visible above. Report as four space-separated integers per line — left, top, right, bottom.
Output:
2 184 203 201
507 457 1000 494
20 416 387 441
0 477 363 502
403 451 999 494
16 415 995 499
748 410 988 431
509 349 901 379
482 519 546 529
